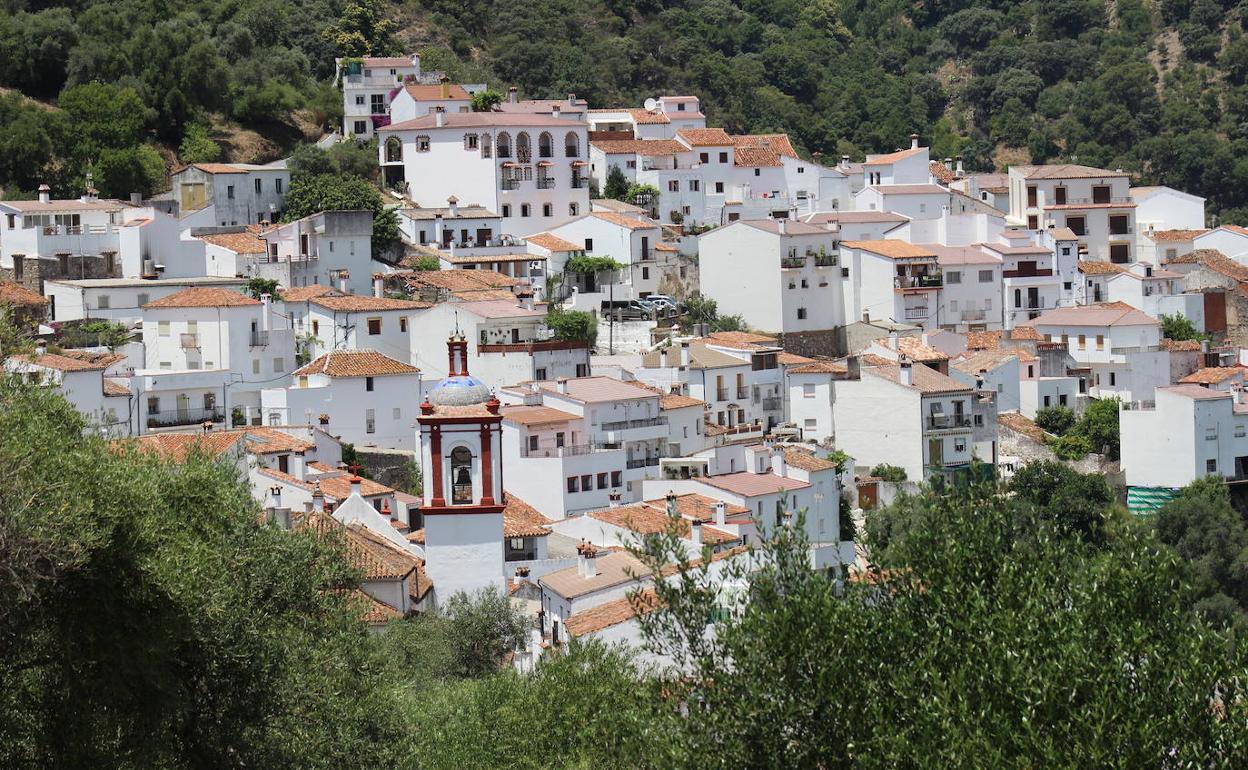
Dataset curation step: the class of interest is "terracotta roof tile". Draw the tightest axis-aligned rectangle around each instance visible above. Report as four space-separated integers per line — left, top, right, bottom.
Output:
293 350 420 378
1179 367 1243 384
875 336 949 363
997 412 1050 443
1021 301 1158 328
500 404 579 426
732 133 799 159
789 360 847 374
144 287 259 308
642 493 749 522
525 232 582 252
118 431 247 462
188 163 249 174
704 330 779 348
0 281 48 306
1161 338 1203 352
841 239 937 260
783 448 838 472
590 211 658 230
1168 249 1248 282
10 352 107 372
677 127 733 146
1012 164 1129 180
309 295 431 312
966 331 1003 350
540 550 650 599
281 285 344 302
698 472 810 497
196 231 268 254
503 494 553 538
1077 260 1126 275
565 589 660 637
733 145 782 167
1149 228 1208 242
338 588 403 625
590 139 687 155
863 361 971 395
929 161 956 185
590 502 737 545
103 378 130 397
778 352 816 366
403 83 472 101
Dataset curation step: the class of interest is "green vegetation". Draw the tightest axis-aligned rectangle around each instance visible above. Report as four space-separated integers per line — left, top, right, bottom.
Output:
602 165 629 200
178 122 223 164
53 318 131 350
564 254 623 275
1162 312 1208 342
1043 397 1121 460
545 307 598 347
470 90 504 112
243 277 283 301
281 174 400 257
1034 404 1077 435
409 255 441 271
869 463 908 482
825 448 851 474
680 293 745 333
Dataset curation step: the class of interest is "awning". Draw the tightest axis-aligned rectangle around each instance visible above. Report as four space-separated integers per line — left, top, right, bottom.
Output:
1127 486 1177 516
570 160 589 167
536 160 554 167
500 162 519 168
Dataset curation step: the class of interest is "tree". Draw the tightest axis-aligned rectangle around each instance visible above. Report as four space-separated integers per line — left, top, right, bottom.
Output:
633 481 1248 767
1034 405 1077 435
281 174 399 257
178 122 221 164
56 82 149 163
244 277 283 301
1155 477 1248 630
1161 312 1207 341
680 294 746 333
471 90 504 112
1075 396 1121 459
440 587 529 678
321 0 400 58
546 307 598 347
1008 459 1115 544
869 463 907 482
94 145 165 199
603 165 629 200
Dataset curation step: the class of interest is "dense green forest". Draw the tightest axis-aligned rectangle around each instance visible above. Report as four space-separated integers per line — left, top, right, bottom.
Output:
1 0 1247 214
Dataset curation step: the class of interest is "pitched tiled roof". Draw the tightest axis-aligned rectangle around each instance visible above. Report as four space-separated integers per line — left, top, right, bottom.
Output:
119 431 247 462
10 352 107 372
966 330 1003 350
196 231 268 254
1161 338 1203 352
188 163 249 174
590 139 687 155
789 360 847 375
1179 367 1243 384
732 133 799 159
660 391 705 409
863 146 926 165
841 239 937 259
698 472 810 497
952 349 1020 375
783 448 838 472
705 330 779 348
525 232 582 252
998 412 1050 443
929 161 957 185
103 378 130 397
0 281 48 306
1012 164 1129 180
1168 249 1248 282
643 492 749 522
514 376 658 403
778 352 815 366
281 285 344 302
500 404 578 426
309 295 431 312
144 287 260 308
1022 301 1158 328
540 550 649 599
299 512 418 581
503 494 553 538
864 361 972 395
733 145 782 167
381 112 585 131
1149 228 1208 242
565 589 660 637
591 503 736 545
338 588 403 625
590 210 657 230
1077 260 1126 275
261 467 394 499
677 127 733 146
294 350 420 378
403 83 472 101
875 336 949 363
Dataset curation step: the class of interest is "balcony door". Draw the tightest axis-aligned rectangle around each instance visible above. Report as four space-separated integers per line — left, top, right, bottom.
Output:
928 438 944 466
176 394 190 422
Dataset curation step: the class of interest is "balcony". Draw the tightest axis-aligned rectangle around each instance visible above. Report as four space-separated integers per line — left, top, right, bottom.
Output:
501 179 520 191
781 256 806 269
895 274 942 289
180 333 199 349
960 309 987 322
814 254 838 267
536 177 555 190
639 248 655 262
1110 344 1162 355
600 416 667 432
1055 196 1134 206
478 339 589 354
1002 268 1053 279
716 388 729 402
572 177 589 189
146 407 225 429
926 415 973 430
904 306 930 320
625 457 661 470
250 331 269 347
761 397 782 411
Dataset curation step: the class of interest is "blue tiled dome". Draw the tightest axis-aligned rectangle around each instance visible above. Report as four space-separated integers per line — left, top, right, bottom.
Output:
428 374 491 406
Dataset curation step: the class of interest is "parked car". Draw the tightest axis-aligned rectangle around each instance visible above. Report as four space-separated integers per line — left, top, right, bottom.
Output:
600 299 655 321
642 294 679 312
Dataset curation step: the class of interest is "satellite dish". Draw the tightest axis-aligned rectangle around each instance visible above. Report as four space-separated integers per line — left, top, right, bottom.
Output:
643 97 658 112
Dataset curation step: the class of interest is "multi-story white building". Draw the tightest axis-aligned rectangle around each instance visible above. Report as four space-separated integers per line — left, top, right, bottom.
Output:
982 231 1063 329
304 292 431 365
1105 261 1187 319
1121 384 1248 494
261 350 422 450
259 210 377 293
699 219 844 336
5 349 134 436
336 54 424 141
834 357 994 484
785 359 842 442
139 287 296 424
1008 164 1136 263
931 244 1002 331
43 276 249 324
841 239 944 330
378 111 591 238
1019 301 1166 402
412 298 589 385
545 210 673 298
168 162 289 228
388 80 473 124
1130 186 1206 246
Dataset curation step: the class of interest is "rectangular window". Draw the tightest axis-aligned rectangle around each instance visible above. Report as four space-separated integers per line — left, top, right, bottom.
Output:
978 270 993 282
502 204 511 218
611 470 622 487
400 316 408 333
803 383 816 398
567 476 579 493
796 307 807 319
252 360 260 374
1077 334 1086 349
1208 458 1218 473
366 376 375 392
227 185 235 200
715 182 724 194
521 204 531 217
254 178 261 195
542 203 552 217
367 317 382 335
718 151 728 163
158 320 170 336
273 358 284 372
581 474 592 491
528 435 539 452
555 431 565 447
147 396 160 414
690 180 699 192
1066 216 1087 236
1096 334 1104 349
668 180 679 192
366 408 375 434
597 472 608 490
699 152 709 164
276 179 283 194
946 271 961 284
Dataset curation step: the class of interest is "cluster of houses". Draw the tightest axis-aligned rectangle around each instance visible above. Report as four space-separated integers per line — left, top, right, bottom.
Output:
3 54 1246 657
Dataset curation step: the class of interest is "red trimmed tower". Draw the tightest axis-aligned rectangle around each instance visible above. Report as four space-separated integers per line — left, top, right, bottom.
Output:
417 334 505 600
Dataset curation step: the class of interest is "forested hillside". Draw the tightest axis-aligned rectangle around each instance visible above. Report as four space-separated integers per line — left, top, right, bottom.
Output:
3 0 1248 219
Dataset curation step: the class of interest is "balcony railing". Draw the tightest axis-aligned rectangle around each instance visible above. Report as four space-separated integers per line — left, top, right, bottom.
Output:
904 307 929 320
146 407 225 429
571 177 589 188
1058 196 1134 206
626 457 660 469
1002 268 1053 279
1110 345 1162 355
895 275 942 289
501 179 520 191
250 331 269 347
927 415 973 430
960 309 987 321
536 177 555 190
600 416 668 432
814 255 838 267
716 388 729 402
781 256 806 269
478 339 588 354
520 443 597 458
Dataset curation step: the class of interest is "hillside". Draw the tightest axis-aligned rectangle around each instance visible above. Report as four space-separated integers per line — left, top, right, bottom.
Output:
2 0 1247 220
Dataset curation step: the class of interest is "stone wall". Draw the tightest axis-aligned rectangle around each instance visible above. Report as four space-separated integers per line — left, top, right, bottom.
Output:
779 328 841 358
0 254 119 293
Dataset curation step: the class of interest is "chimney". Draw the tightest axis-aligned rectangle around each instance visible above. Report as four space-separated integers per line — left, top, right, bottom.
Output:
975 370 986 391
713 500 726 527
266 486 291 529
433 213 444 247
337 271 349 294
910 133 920 150
608 490 622 508
679 341 690 367
508 86 518 104
690 518 702 548
777 217 786 235
862 310 870 323
82 186 98 204
518 291 534 311
577 540 599 577
556 377 569 394
567 93 577 107
350 475 362 496
312 483 325 513
771 445 787 477
260 293 272 332
944 157 953 171
812 151 824 166
888 330 899 350
130 192 142 205
373 274 384 298
434 105 445 127
37 184 50 204
34 340 47 357
552 104 561 118
840 155 850 171
847 355 862 380
439 75 450 100
1145 264 1153 277
899 354 913 387
447 195 459 218
955 156 964 177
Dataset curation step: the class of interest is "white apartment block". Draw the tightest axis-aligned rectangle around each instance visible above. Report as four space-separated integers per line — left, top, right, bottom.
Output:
259 209 377 293
138 287 295 424
5 350 134 436
168 162 289 228
785 360 842 442
378 111 591 238
545 210 673 298
261 350 422 450
304 293 432 365
1008 164 1136 263
336 54 424 141
698 219 844 335
931 244 1002 331
1121 384 1248 491
840 239 944 330
43 276 248 324
388 81 473 124
1130 185 1205 249
1020 301 1166 402
412 298 589 385
1105 261 1189 320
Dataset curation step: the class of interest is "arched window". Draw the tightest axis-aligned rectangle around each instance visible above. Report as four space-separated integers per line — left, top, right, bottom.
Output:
564 131 580 158
450 446 474 504
481 133 492 158
516 132 531 163
538 131 553 159
385 136 402 163
497 132 511 159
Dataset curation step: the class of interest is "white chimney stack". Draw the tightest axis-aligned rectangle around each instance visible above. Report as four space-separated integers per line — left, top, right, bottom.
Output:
350 475 362 496
434 105 445 127
771 445 787 477
311 483 325 513
840 155 850 171
508 86 518 104
690 518 702 548
37 184 50 204
899 355 913 387
777 217 786 235
679 341 690 367
447 195 459 218
551 104 561 118
910 133 920 150
556 377 569 394
373 274 384 298
577 540 599 577
567 93 577 107
608 490 622 508
955 156 965 176
433 213 444 247
518 292 534 311
34 340 47 357
713 500 726 527
260 293 272 332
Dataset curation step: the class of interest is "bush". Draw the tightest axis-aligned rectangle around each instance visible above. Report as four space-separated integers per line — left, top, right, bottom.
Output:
1035 405 1077 435
870 463 908 482
546 308 597 347
410 255 441 271
1049 432 1093 460
1161 313 1206 342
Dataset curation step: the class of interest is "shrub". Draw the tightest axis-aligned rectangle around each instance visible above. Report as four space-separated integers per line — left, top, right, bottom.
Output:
870 463 908 482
